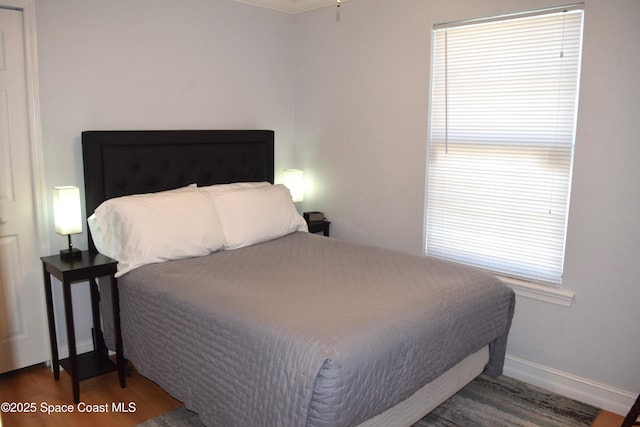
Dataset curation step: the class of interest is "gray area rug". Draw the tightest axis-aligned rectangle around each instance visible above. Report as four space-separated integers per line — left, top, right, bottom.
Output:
137 375 599 427
414 374 598 426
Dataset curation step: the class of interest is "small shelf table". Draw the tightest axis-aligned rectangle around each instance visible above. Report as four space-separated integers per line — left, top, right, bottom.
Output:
41 251 126 403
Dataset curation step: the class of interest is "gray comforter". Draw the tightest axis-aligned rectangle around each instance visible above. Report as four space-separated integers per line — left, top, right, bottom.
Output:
102 232 515 427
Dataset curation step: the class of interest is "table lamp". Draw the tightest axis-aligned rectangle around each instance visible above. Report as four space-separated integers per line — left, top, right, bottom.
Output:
283 169 304 203
53 186 82 259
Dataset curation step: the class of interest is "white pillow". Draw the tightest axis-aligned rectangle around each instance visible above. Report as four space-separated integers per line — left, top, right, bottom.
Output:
88 186 224 277
199 181 271 195
213 184 308 250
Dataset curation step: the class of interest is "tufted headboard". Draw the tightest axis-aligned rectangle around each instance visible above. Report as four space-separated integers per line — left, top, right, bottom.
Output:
82 130 274 252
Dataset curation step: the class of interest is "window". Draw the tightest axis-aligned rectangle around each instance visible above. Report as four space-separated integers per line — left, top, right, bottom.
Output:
425 5 584 285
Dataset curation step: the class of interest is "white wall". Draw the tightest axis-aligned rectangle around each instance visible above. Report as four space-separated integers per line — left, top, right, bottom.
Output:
35 0 295 349
295 0 640 414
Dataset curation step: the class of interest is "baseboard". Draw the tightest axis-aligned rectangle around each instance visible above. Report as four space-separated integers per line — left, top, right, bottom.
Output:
504 353 636 416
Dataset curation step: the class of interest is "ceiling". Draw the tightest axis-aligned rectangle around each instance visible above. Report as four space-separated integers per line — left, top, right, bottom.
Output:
233 0 339 14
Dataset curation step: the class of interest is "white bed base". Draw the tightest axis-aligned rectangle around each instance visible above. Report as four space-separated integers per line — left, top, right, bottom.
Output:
358 345 490 427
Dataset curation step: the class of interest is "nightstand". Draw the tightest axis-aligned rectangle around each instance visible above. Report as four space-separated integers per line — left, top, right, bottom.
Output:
307 220 331 237
41 251 126 403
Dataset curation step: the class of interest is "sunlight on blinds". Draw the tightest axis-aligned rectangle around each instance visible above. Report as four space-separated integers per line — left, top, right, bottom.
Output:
426 6 584 285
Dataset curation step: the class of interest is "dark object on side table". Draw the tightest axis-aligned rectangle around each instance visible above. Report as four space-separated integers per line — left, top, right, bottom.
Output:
304 212 330 236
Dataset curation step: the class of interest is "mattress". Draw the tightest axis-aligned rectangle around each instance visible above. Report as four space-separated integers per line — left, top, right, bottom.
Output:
101 232 515 427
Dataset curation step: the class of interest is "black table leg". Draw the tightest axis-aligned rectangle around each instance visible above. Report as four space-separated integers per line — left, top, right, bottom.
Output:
42 264 59 380
622 393 640 427
62 281 80 403
110 275 126 388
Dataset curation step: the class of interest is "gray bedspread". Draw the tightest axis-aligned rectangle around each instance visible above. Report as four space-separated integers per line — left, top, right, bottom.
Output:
102 232 514 427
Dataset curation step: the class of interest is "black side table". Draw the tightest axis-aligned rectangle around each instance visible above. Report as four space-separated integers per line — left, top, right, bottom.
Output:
307 220 331 236
41 251 126 403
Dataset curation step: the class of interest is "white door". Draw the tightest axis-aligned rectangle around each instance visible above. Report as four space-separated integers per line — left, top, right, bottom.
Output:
0 7 48 373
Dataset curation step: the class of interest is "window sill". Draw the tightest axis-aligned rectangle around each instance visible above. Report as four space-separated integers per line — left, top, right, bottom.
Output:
498 276 575 307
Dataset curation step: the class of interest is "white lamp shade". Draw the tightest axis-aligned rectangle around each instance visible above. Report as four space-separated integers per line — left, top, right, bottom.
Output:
53 186 83 235
283 169 304 203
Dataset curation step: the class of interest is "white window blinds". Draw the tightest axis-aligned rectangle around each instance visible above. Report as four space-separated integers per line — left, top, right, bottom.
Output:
425 5 584 285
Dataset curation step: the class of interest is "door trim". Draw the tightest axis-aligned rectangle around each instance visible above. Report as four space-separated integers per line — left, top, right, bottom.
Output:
1 0 49 254
1 0 50 367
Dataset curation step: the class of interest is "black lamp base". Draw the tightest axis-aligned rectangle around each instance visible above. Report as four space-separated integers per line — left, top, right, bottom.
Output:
60 247 82 260
60 234 82 260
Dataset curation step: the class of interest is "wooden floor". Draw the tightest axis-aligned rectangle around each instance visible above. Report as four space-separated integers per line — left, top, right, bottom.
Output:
0 362 181 427
0 362 626 427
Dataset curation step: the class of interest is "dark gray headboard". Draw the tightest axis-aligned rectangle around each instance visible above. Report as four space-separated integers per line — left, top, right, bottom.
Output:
82 130 274 252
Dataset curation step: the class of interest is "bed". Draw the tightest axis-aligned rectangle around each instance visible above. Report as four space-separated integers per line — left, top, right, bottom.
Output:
82 130 515 427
